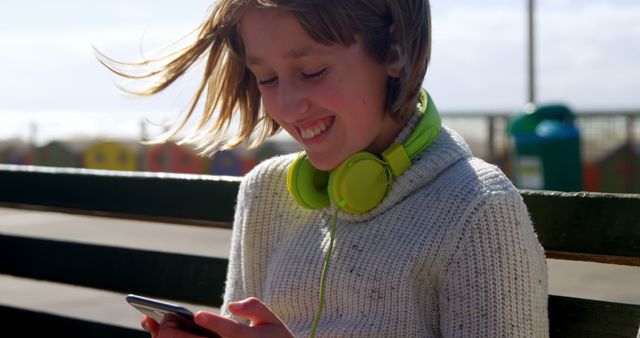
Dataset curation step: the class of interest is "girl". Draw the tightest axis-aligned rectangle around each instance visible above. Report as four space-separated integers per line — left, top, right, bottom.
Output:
103 0 549 337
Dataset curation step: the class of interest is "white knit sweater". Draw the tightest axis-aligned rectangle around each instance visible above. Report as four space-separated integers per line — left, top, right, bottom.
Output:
221 116 549 337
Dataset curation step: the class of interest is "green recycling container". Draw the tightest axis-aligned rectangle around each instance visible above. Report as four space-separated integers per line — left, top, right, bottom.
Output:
508 105 582 191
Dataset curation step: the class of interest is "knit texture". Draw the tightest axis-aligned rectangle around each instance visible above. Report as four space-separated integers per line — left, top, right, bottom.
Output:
221 116 549 337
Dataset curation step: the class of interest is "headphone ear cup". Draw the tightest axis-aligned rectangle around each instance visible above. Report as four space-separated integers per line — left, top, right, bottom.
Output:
287 154 330 209
328 152 392 214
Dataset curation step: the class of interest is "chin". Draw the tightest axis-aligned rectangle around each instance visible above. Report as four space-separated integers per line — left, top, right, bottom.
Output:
305 154 342 172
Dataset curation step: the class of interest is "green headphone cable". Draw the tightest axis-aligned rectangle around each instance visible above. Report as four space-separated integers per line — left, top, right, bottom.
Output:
309 203 342 338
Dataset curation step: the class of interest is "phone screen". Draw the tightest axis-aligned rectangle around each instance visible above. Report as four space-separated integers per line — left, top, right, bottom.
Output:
126 294 221 338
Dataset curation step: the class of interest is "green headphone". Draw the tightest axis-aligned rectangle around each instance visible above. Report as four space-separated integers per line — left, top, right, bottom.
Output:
287 89 441 214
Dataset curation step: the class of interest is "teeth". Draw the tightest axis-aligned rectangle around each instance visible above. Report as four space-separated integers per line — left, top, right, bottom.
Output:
300 119 331 139
301 129 315 139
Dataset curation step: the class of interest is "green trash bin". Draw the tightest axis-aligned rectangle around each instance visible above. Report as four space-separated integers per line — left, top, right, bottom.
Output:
508 105 582 191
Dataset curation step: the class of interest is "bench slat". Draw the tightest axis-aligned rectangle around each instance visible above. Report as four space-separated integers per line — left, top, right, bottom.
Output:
549 295 640 337
0 304 147 338
522 190 640 264
0 164 240 226
545 250 640 267
0 234 227 306
2 166 640 262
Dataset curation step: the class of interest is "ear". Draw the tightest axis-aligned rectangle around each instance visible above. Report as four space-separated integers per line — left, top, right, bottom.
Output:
386 44 403 78
386 25 402 78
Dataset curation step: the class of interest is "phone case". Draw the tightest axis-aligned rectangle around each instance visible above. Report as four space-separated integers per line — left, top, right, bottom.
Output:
126 294 221 338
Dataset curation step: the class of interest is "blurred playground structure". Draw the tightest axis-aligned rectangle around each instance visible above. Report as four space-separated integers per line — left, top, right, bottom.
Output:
1 108 638 194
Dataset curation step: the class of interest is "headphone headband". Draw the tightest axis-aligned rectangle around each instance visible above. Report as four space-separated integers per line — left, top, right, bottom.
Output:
382 89 441 177
404 90 441 159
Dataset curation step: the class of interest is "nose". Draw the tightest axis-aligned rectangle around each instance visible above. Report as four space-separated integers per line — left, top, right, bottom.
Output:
277 79 309 122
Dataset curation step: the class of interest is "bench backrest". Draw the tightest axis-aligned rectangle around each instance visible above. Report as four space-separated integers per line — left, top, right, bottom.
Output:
0 164 638 337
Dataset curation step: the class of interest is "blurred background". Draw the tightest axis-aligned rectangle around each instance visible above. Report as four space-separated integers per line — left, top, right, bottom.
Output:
1 0 639 192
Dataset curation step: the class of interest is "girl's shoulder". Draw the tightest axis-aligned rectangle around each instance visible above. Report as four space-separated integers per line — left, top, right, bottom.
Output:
240 152 297 194
400 126 520 209
432 155 522 211
234 153 297 227
456 156 519 195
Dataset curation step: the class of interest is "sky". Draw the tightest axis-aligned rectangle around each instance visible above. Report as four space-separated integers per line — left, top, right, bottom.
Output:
0 0 639 144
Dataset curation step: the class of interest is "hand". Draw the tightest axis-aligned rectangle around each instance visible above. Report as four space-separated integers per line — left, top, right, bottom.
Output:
195 297 294 338
139 297 294 338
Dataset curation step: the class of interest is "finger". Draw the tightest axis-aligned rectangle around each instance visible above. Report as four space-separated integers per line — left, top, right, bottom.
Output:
194 311 251 338
141 315 160 336
227 297 286 327
157 326 205 338
158 318 180 330
157 320 204 338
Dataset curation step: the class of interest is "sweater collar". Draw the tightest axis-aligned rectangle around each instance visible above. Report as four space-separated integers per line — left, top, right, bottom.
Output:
323 113 473 222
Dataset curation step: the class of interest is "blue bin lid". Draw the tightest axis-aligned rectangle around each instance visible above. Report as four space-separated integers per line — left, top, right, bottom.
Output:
536 120 579 139
509 104 576 135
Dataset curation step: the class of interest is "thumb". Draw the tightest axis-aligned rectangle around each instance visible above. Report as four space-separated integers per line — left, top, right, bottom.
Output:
228 297 285 327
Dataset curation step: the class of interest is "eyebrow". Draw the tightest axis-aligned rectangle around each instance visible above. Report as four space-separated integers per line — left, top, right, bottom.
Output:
246 47 331 67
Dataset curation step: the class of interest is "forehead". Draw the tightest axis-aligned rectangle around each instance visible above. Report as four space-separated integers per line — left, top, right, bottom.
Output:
239 7 334 65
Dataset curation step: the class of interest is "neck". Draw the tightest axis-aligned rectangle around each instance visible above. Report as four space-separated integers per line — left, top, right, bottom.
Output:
366 113 411 156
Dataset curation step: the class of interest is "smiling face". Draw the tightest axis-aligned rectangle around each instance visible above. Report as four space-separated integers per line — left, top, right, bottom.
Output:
240 7 406 171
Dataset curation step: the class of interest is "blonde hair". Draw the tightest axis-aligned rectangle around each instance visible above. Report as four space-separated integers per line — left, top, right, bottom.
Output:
98 0 431 155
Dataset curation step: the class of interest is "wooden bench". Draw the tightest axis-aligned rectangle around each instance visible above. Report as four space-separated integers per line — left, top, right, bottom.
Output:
0 164 638 337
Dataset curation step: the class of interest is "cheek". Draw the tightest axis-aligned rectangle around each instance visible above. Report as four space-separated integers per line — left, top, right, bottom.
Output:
260 94 299 137
260 93 279 120
311 82 349 112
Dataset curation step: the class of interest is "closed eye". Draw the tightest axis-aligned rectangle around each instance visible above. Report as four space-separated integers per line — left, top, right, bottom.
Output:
302 68 327 80
258 76 278 86
256 68 327 86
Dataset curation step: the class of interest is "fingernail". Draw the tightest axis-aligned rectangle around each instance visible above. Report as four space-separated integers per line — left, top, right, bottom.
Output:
229 301 244 311
194 312 210 326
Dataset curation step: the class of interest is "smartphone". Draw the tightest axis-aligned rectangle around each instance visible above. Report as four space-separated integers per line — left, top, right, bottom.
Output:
126 294 221 338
